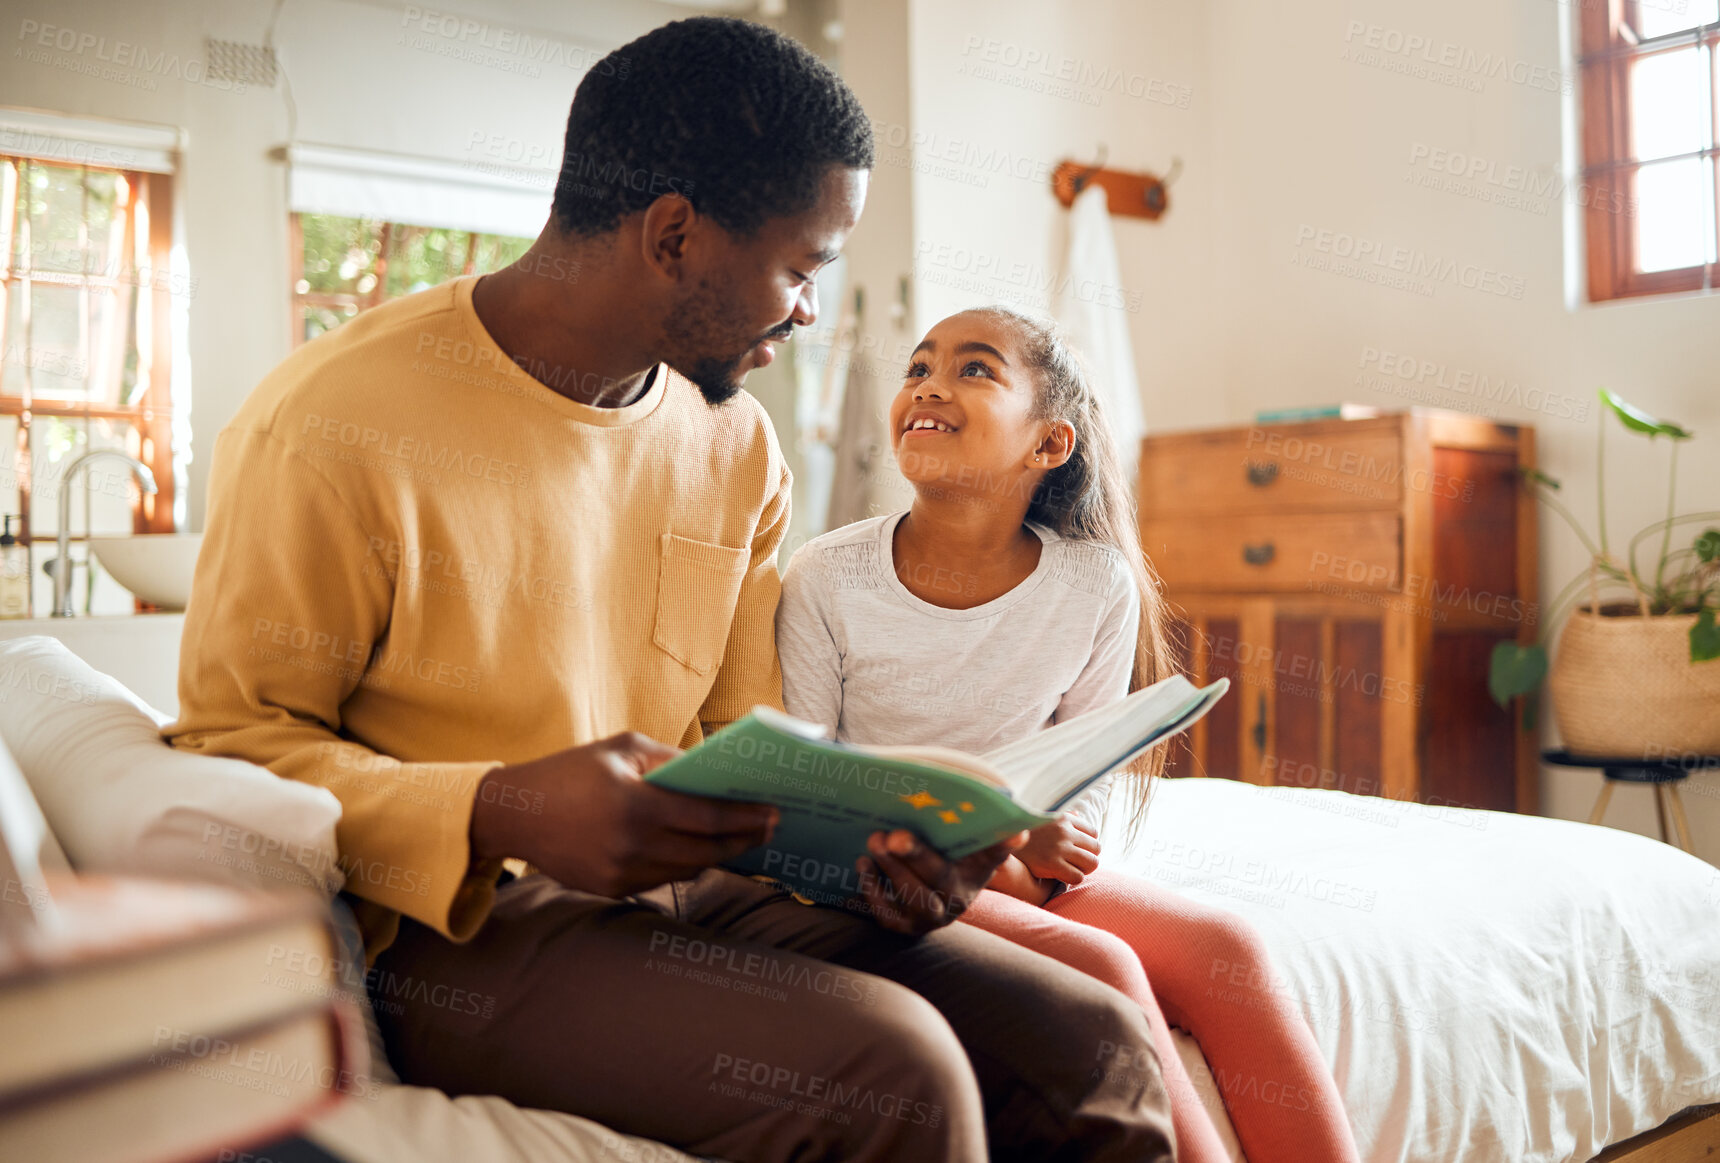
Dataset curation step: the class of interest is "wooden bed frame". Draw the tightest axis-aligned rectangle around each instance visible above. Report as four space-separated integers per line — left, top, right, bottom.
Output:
1591 1105 1720 1162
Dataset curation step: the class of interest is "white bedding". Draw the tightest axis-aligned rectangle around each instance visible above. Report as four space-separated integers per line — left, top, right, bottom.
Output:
1109 779 1720 1163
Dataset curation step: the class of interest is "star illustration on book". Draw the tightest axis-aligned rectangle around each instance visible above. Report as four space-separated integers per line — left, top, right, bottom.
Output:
959 802 975 812
899 790 942 810
938 809 961 824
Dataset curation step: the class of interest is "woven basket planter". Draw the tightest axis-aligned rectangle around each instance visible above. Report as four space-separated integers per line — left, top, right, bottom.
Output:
1548 605 1720 758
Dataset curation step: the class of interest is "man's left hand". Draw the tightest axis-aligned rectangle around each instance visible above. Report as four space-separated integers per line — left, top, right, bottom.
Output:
856 829 1025 935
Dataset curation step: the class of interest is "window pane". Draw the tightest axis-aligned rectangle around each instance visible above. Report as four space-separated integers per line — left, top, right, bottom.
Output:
81 170 118 274
22 283 88 399
383 226 471 298
1633 157 1718 270
22 162 89 275
29 416 142 616
1634 0 1719 41
1 291 25 390
0 414 18 516
1631 46 1713 161
472 232 531 273
298 213 381 296
300 301 355 345
1 160 19 269
292 216 531 346
29 416 139 532
87 284 136 406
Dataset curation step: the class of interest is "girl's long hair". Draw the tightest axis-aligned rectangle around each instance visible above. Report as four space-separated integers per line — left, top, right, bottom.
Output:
968 306 1177 841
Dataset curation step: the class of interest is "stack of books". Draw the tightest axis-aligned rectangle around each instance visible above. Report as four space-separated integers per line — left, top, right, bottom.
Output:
1 736 359 1163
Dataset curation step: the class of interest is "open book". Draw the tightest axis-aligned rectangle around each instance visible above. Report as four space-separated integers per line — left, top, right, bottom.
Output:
644 674 1229 906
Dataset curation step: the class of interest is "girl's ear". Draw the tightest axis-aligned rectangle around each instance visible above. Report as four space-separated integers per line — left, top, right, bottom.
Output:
1034 420 1077 469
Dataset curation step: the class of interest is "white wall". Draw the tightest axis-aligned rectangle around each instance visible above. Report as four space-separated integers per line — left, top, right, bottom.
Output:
897 0 1720 859
907 0 1218 432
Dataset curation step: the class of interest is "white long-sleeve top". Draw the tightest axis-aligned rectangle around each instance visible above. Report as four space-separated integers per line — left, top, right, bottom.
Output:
774 510 1139 834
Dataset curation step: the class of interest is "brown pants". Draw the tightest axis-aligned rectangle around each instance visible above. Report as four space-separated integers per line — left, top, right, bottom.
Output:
370 871 1175 1163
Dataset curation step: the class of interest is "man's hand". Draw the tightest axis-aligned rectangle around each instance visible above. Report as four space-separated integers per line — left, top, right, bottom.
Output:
1017 816 1101 885
470 731 778 898
855 829 1026 936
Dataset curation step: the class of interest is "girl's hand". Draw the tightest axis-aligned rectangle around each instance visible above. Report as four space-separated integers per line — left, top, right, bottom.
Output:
988 855 1055 906
1017 817 1101 885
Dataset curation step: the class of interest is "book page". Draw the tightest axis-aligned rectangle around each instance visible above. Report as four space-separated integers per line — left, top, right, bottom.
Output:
981 676 1228 810
858 745 1011 789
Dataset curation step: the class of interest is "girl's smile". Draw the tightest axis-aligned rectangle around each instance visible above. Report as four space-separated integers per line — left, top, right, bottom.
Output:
900 408 960 436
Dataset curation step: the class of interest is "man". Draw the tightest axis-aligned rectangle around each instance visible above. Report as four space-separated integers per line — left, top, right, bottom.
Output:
169 17 1174 1163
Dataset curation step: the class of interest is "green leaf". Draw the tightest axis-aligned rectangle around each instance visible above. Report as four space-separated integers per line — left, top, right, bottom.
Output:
1692 608 1720 663
1696 528 1720 564
1520 466 1562 491
1489 641 1548 707
1599 388 1693 440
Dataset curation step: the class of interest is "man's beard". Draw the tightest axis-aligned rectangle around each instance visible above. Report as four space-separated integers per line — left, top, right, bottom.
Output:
680 352 749 406
664 280 792 406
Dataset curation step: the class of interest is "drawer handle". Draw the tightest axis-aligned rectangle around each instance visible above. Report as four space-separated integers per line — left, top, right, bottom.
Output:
1245 461 1279 487
1242 542 1276 566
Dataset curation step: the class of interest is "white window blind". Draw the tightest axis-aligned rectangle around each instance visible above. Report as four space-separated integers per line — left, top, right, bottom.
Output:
0 108 180 173
287 143 554 237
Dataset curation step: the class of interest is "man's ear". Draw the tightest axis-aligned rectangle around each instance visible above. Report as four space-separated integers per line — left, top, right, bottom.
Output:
1035 420 1077 469
638 193 699 281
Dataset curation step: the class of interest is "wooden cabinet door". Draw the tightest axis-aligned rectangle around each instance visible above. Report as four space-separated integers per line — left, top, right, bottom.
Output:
1169 599 1405 799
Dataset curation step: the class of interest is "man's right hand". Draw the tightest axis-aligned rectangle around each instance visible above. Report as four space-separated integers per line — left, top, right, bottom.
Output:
470 731 779 898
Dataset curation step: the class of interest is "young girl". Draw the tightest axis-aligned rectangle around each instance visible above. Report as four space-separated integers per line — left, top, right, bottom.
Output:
776 306 1360 1163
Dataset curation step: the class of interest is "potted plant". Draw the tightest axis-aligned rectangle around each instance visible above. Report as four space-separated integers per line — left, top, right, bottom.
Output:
1489 389 1720 757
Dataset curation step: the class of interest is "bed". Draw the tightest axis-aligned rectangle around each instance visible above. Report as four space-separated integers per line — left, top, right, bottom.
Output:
1115 779 1720 1163
3 635 1716 1162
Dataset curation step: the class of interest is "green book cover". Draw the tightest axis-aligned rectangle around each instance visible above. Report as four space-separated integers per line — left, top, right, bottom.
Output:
643 677 1228 908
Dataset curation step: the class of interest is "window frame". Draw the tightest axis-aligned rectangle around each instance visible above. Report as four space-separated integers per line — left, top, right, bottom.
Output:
0 156 177 562
1580 0 1720 301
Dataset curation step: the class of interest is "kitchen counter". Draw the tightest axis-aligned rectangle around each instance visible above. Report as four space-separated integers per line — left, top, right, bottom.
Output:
0 613 185 717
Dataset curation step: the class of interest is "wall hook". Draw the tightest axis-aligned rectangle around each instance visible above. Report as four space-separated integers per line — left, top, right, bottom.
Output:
1070 144 1109 194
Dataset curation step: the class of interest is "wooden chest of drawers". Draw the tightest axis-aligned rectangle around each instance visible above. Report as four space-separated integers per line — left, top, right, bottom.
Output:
1140 410 1538 813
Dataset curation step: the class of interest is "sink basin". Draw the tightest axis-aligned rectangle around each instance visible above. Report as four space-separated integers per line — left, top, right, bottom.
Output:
88 534 203 610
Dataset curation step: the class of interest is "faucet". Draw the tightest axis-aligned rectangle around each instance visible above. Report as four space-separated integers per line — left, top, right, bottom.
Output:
51 451 158 617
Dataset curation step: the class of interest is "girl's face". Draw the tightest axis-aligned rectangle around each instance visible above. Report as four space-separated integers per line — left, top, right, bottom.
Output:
888 312 1068 504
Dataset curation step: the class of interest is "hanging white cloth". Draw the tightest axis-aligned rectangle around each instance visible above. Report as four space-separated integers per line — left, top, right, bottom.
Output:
1053 184 1146 480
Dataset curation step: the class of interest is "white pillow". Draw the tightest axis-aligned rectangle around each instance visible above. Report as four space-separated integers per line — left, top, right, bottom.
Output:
0 636 343 894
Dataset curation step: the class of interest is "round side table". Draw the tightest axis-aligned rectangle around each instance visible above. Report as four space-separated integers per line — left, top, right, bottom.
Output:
1543 749 1711 852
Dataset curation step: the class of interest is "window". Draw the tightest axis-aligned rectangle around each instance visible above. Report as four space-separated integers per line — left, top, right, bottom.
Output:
1580 0 1720 300
0 154 178 612
290 214 532 345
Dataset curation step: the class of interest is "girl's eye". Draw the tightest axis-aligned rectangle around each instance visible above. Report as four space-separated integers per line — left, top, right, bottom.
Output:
960 360 993 378
904 361 929 379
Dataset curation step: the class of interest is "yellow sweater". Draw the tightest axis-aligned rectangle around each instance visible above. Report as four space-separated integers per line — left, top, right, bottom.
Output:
168 276 791 959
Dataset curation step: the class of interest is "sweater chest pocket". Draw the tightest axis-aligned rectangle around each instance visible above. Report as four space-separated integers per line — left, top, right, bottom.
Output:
653 533 751 675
